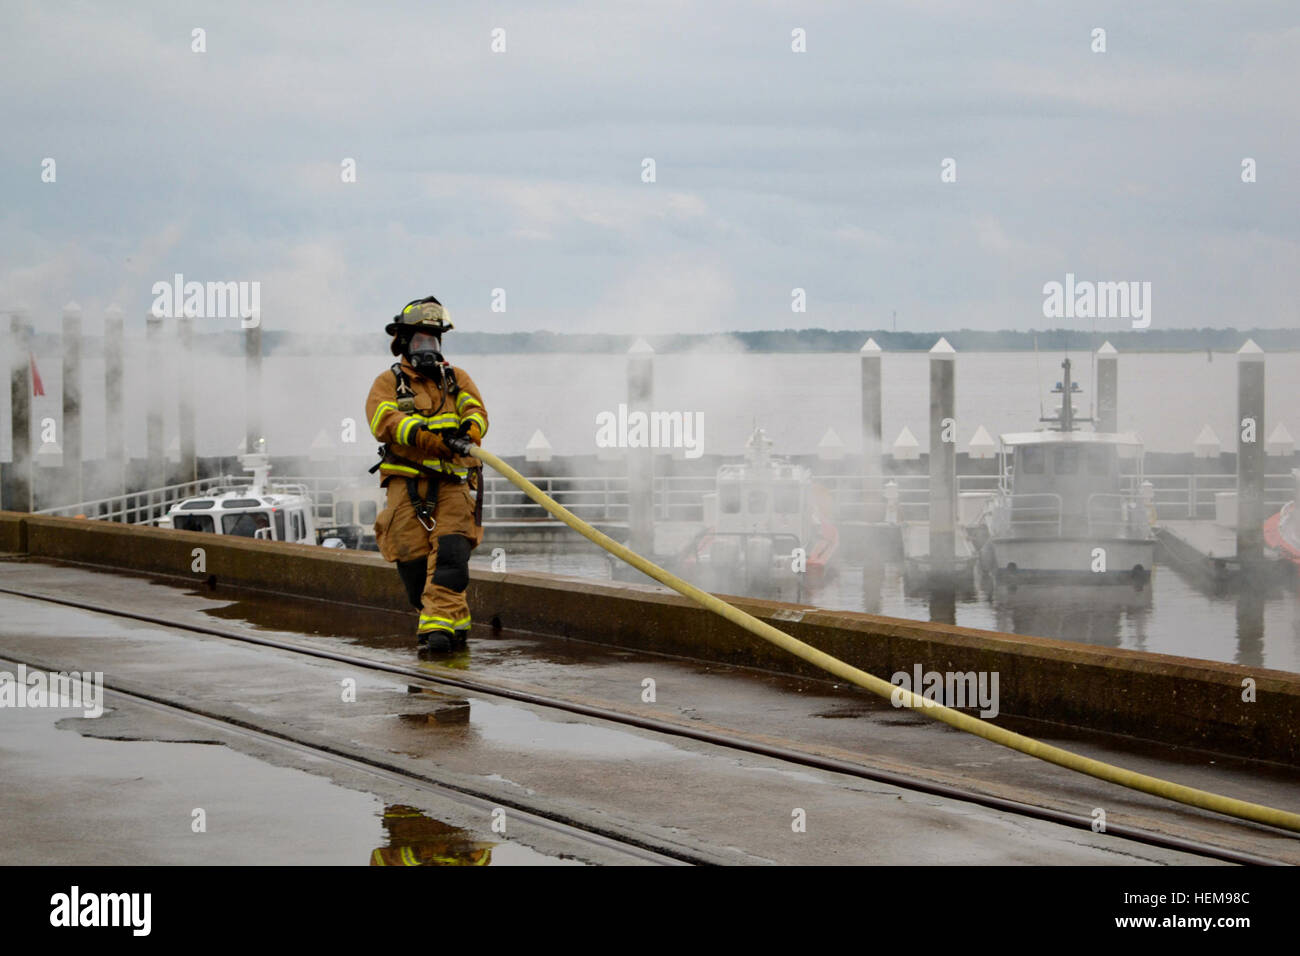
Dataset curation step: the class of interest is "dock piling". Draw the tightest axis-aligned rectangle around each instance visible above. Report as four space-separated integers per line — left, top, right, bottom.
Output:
1097 341 1118 432
3 311 33 512
245 323 263 455
627 338 654 556
1236 340 1265 567
860 338 883 521
145 314 164 503
928 337 957 569
103 305 125 499
178 317 196 483
61 301 83 505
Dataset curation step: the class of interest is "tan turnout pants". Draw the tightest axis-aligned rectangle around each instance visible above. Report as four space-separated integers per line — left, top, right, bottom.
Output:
374 475 477 636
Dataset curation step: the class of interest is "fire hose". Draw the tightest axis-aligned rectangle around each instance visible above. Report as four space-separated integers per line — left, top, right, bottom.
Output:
469 444 1300 834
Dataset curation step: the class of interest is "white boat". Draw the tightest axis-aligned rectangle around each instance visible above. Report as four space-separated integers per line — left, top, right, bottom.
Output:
969 358 1156 585
158 451 322 545
318 483 385 551
680 427 838 594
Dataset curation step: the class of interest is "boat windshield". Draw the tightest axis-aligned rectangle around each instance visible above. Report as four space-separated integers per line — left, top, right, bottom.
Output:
773 484 801 514
173 514 214 533
222 511 272 537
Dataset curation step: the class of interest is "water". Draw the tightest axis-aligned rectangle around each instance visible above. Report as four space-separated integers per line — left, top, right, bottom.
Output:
6 349 1299 460
470 551 1300 675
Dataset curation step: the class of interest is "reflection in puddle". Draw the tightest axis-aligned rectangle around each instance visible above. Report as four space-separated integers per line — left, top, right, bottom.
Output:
197 592 480 670
398 684 471 726
371 805 495 866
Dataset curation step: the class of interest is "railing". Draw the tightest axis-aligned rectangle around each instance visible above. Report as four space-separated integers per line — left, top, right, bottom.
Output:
655 475 716 520
482 475 631 523
35 474 341 526
809 474 1001 523
991 493 1063 538
35 476 232 524
29 471 1296 529
1143 473 1293 519
1086 493 1148 539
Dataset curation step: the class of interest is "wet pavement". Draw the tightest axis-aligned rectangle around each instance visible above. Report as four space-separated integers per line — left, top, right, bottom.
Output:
2 557 1296 864
0 702 574 865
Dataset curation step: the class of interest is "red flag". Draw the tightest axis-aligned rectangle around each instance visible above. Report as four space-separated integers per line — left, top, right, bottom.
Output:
30 354 45 396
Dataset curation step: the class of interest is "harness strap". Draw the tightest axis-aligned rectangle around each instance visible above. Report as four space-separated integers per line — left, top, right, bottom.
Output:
391 363 416 411
472 466 484 527
369 362 465 489
406 476 438 532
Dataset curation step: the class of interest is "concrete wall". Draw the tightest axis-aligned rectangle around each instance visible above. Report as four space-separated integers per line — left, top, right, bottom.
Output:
2 510 1297 765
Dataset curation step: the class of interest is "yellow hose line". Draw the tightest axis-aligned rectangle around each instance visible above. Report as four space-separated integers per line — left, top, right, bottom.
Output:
471 446 1300 834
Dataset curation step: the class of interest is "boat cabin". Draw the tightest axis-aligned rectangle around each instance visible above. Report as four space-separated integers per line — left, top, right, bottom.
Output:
158 452 318 544
997 431 1144 539
165 492 316 543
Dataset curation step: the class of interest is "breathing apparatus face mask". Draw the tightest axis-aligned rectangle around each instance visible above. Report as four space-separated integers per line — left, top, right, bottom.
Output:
406 331 444 376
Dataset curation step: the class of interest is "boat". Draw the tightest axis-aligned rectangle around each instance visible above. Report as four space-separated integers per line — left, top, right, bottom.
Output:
967 357 1156 585
158 449 323 545
680 427 839 595
317 483 386 551
1263 469 1300 573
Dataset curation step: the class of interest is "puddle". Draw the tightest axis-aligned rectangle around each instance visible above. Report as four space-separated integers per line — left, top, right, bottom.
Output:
0 704 580 865
468 698 689 760
197 592 410 647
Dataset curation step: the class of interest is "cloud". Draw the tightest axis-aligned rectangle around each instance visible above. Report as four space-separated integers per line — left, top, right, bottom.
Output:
1 1 1298 334
580 255 737 333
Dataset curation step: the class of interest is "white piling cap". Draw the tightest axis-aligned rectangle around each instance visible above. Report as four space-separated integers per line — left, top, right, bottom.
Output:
1237 339 1265 361
36 440 64 466
628 338 655 355
930 337 955 359
1193 424 1220 458
968 425 996 458
892 425 920 459
817 427 846 461
310 428 338 461
1097 341 1117 356
62 301 83 319
525 429 553 462
860 337 882 354
1267 423 1294 456
104 304 123 319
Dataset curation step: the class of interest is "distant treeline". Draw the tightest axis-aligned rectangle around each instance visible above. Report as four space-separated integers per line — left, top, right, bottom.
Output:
43 327 1300 355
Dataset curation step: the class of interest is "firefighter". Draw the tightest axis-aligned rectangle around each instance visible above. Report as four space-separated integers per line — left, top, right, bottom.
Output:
365 296 488 653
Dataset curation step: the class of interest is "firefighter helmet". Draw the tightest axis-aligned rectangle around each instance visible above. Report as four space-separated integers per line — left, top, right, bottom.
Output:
385 296 453 337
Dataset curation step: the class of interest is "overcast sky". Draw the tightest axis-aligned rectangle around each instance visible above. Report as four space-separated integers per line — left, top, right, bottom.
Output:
2 1 1298 338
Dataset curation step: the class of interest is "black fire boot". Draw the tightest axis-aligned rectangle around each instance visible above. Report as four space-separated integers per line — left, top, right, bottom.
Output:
420 630 453 653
